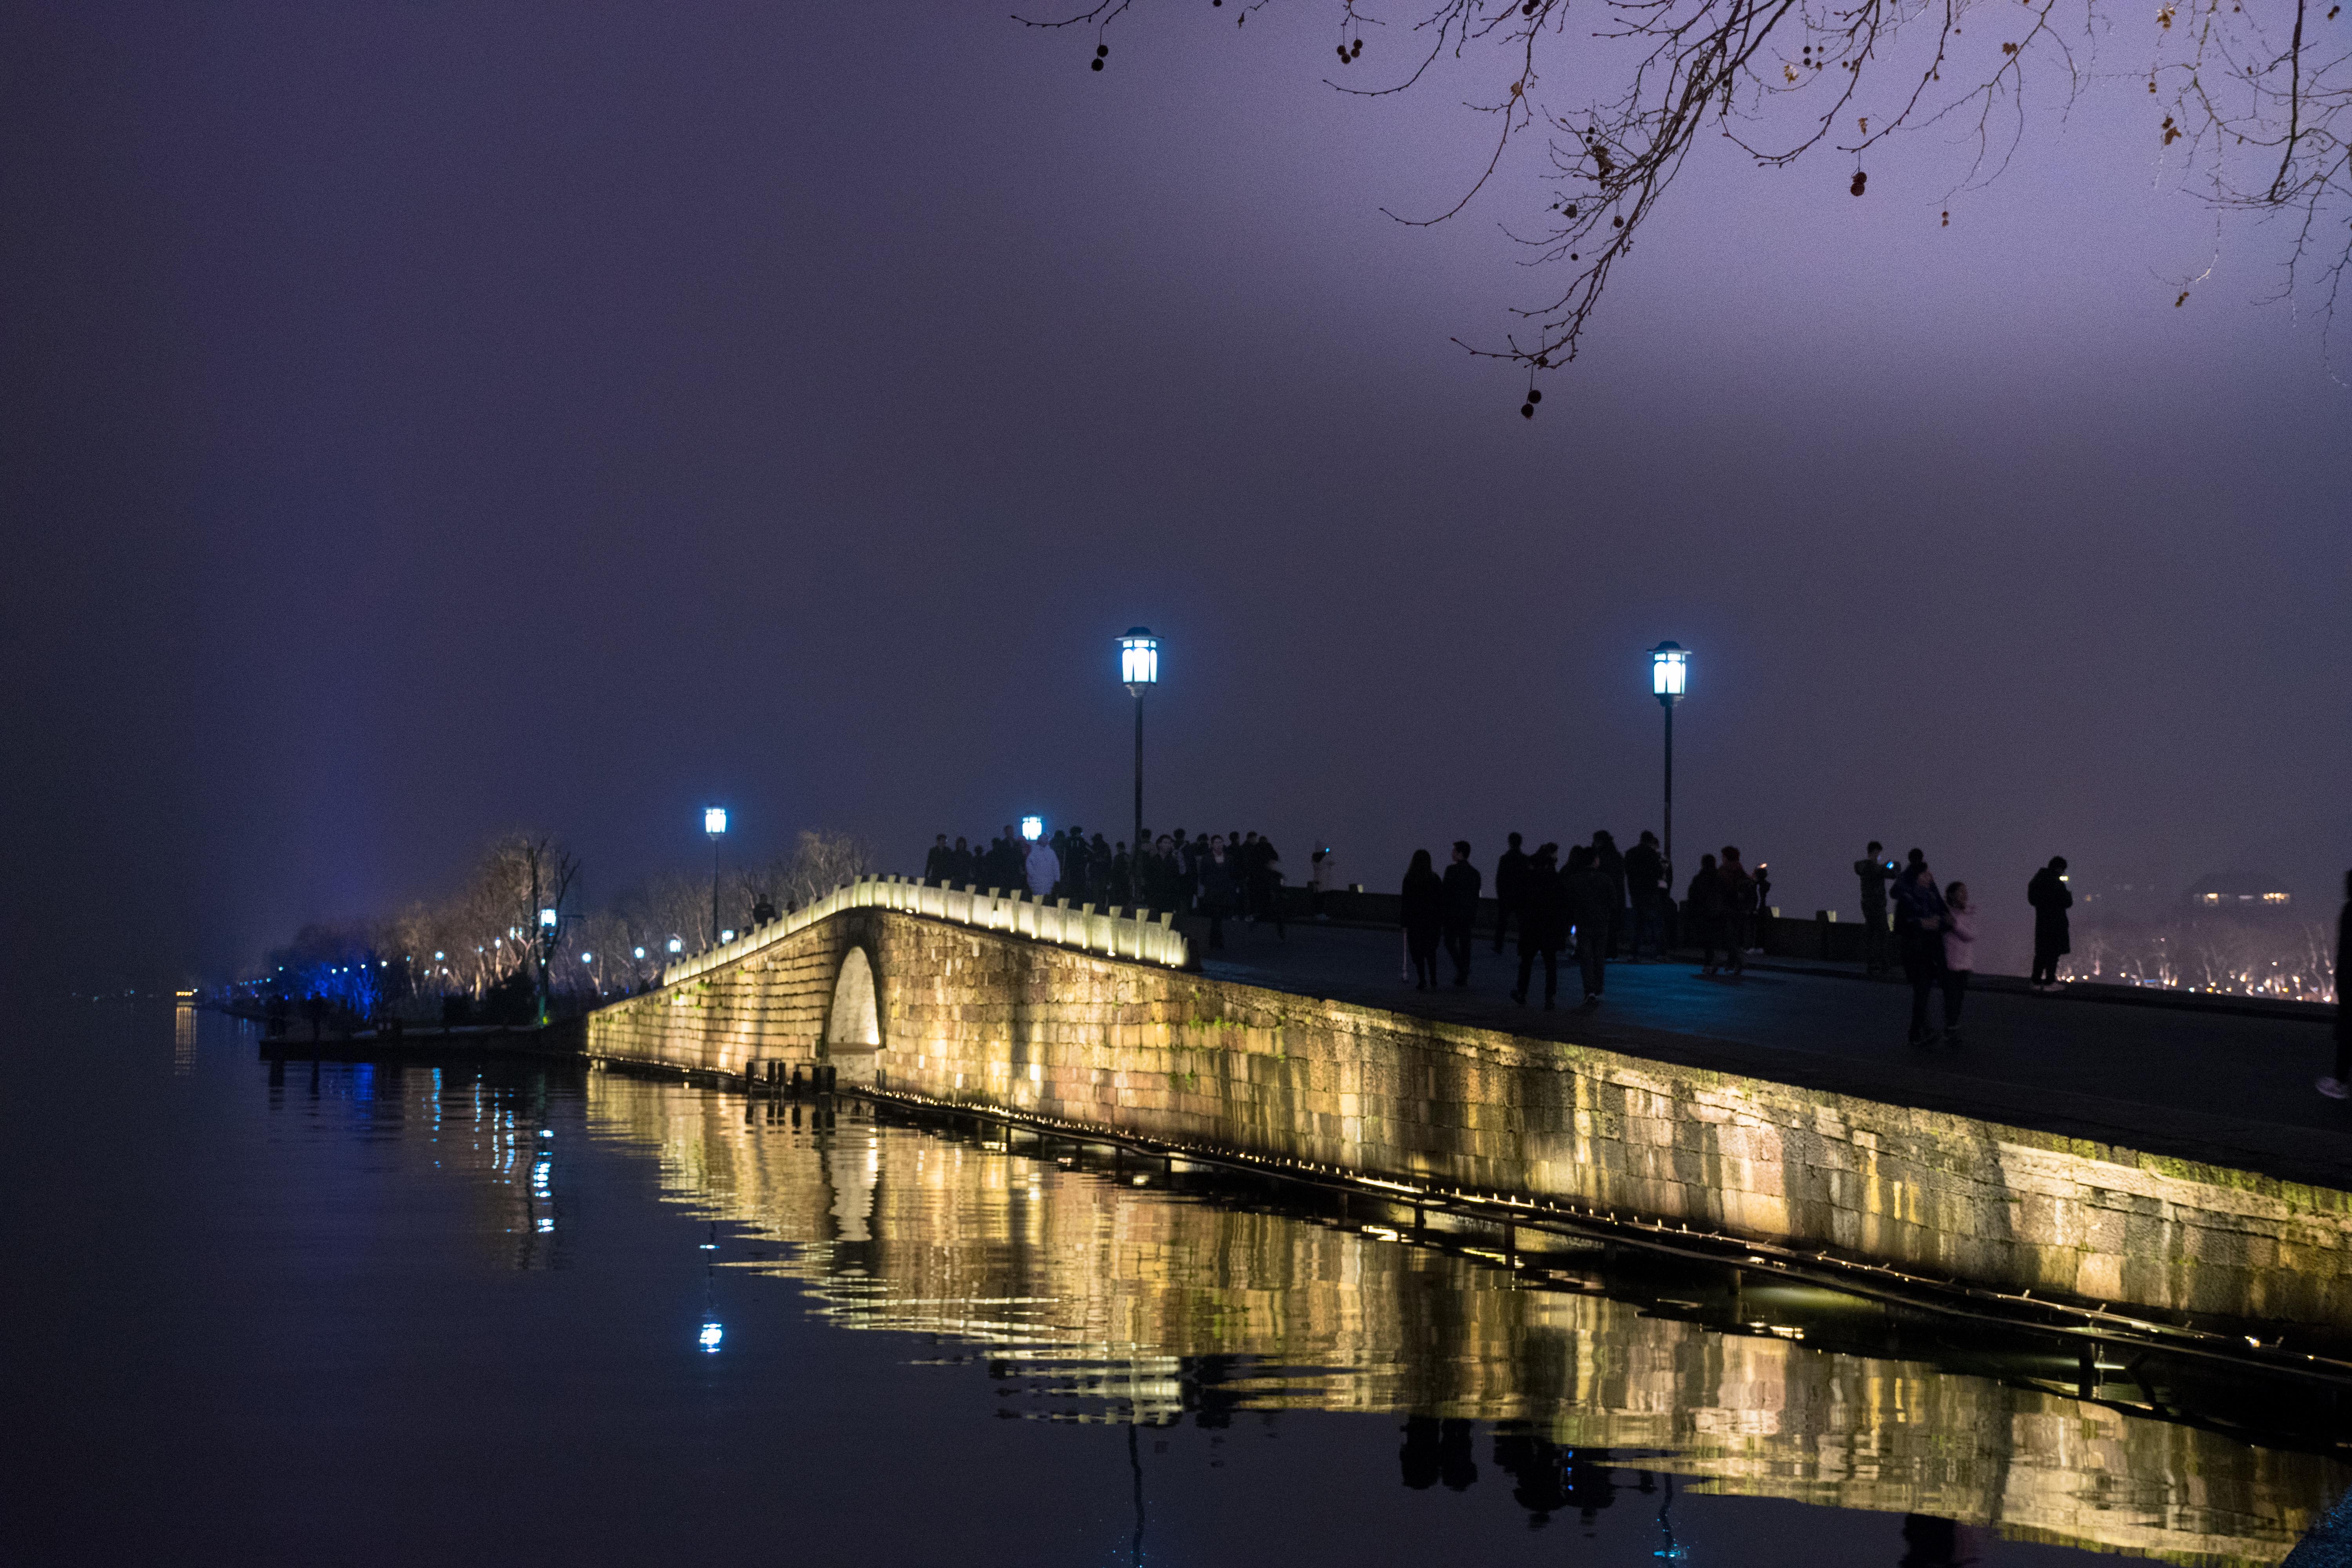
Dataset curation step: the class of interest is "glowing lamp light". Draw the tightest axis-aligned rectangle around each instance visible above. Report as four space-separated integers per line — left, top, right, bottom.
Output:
720 928 736 942
538 907 557 929
666 936 683 954
704 805 728 837
633 946 646 960
1020 815 1043 842
699 1320 724 1354
433 950 445 961
1117 626 1159 690
1650 640 1689 703
580 952 592 964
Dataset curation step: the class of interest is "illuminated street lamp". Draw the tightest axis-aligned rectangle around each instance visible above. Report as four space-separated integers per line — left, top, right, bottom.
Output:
1649 641 1689 889
704 805 728 948
1020 815 1043 842
1117 626 1159 856
666 935 683 955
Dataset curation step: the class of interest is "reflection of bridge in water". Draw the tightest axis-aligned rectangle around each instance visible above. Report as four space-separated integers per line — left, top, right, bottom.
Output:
584 1069 2348 1568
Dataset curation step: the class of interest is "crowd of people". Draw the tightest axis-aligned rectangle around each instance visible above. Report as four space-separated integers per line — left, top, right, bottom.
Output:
921 826 1310 949
919 824 2351 1096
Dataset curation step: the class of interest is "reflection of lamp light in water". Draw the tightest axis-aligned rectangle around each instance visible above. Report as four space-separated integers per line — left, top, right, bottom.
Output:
698 1319 723 1354
1654 1473 1688 1561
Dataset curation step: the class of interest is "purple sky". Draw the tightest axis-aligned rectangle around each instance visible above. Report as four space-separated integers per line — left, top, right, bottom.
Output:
4 0 2347 987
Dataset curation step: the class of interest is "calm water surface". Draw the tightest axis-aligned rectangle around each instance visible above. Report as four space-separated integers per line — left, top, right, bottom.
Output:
5 1000 2343 1567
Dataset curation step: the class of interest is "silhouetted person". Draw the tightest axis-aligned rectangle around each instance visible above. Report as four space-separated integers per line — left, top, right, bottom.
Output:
1687 853 1725 974
1512 844 1565 1007
950 836 974 884
2028 856 2072 989
1940 880 1976 1043
1716 845 1754 975
1493 833 1528 953
1401 849 1444 989
1441 841 1481 987
1200 836 1240 949
1253 834 1287 939
1307 846 1339 919
751 894 778 926
1590 830 1628 957
1751 861 1771 947
1892 859 1949 1045
924 833 951 882
1623 831 1666 958
2319 869 2352 1101
1855 840 1895 973
1563 844 1614 1006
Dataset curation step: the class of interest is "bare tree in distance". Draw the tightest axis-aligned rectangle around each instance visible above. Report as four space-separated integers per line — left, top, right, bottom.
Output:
1028 0 2350 404
739 829 880 914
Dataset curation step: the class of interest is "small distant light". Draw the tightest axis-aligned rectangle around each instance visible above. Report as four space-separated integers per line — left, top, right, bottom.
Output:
667 936 683 954
704 805 728 837
699 1320 724 1354
538 908 557 928
1020 815 1043 841
536 1218 554 1233
720 929 736 942
633 946 646 960
580 952 592 964
1116 626 1160 688
1650 640 1689 701
434 951 445 960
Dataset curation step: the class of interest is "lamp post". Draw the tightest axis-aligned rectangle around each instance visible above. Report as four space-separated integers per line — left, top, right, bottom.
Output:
1020 815 1043 844
704 805 728 947
1116 627 1159 857
1649 642 1688 887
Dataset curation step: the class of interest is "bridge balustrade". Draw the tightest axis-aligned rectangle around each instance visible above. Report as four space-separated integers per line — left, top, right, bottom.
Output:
659 875 1191 987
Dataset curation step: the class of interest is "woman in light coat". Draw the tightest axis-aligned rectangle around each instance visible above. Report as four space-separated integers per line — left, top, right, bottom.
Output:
1939 881 1977 1044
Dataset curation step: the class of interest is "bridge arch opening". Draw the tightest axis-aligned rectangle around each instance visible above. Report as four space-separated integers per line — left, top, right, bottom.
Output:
825 946 882 1085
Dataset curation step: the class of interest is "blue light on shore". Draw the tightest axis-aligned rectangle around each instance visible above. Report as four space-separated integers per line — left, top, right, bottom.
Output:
699 1319 724 1354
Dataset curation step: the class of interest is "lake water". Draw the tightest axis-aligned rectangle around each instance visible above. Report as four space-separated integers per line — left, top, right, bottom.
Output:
7 1000 2344 1566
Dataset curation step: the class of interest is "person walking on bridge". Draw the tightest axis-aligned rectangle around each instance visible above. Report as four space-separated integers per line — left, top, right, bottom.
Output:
1200 836 1240 950
1441 842 1482 987
1940 881 1977 1044
1623 831 1665 959
2318 870 2351 1100
1512 844 1565 1007
1401 849 1445 990
1688 853 1725 975
924 834 952 884
1492 833 1529 953
1891 860 1949 1045
1855 842 1896 974
1563 844 1615 1007
1023 831 1060 901
2028 858 2072 991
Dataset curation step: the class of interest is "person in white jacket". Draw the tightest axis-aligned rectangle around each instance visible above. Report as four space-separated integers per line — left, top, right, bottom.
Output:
1023 836 1060 900
1939 881 1977 1044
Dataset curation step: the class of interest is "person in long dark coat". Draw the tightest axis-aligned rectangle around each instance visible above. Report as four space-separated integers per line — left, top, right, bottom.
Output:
1563 844 1615 1005
1199 836 1240 949
2319 869 2351 1100
1686 853 1725 974
1441 841 1482 987
2027 857 2071 989
1622 831 1665 959
1590 831 1629 958
1492 833 1529 953
1512 844 1565 1007
1891 860 1950 1045
1401 849 1445 989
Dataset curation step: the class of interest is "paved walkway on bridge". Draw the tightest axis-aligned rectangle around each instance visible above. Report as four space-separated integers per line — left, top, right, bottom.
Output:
1187 916 2352 1190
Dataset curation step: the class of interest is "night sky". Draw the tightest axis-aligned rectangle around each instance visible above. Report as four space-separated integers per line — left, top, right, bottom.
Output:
5 0 2347 990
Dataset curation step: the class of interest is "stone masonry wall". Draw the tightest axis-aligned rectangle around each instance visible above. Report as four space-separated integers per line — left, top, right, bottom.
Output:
584 909 2352 1331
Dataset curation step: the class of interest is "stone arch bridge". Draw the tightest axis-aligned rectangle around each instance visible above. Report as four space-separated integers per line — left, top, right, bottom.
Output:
585 876 2352 1336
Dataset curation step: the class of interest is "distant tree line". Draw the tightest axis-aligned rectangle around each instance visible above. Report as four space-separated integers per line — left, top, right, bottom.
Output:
237 828 875 1028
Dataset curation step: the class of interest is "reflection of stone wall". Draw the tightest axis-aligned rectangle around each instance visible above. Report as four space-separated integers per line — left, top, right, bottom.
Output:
588 1075 2345 1568
584 910 2352 1332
